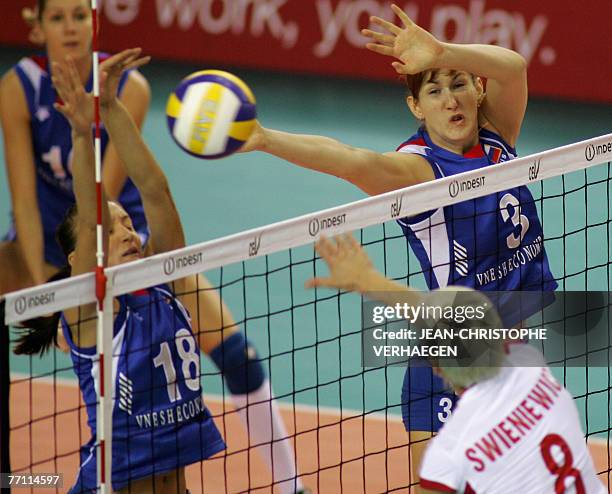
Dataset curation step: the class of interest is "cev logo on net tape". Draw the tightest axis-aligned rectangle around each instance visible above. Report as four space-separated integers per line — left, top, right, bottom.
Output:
390 194 403 219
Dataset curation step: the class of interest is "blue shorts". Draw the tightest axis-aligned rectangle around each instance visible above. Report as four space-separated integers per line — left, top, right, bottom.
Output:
401 363 457 433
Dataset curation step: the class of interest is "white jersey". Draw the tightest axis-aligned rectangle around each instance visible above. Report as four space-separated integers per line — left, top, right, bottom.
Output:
419 345 606 493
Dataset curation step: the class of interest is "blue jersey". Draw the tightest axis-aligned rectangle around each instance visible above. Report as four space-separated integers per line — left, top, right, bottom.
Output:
397 127 557 433
3 53 148 267
61 285 225 493
397 128 557 320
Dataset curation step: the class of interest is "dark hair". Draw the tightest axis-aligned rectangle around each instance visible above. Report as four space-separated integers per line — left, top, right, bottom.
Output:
13 205 79 356
37 0 46 18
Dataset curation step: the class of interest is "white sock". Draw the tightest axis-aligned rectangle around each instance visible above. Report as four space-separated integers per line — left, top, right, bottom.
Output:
232 380 304 494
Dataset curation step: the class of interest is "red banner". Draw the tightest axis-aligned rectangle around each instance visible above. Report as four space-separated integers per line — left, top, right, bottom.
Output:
1 0 610 102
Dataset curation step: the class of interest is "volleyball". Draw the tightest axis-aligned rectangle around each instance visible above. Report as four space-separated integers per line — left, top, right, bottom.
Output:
165 70 256 159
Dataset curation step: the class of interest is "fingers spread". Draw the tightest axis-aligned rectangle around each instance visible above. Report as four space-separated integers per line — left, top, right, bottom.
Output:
361 29 395 46
305 277 333 289
314 235 335 262
123 56 151 72
365 43 395 57
391 4 415 28
370 15 401 35
103 47 142 68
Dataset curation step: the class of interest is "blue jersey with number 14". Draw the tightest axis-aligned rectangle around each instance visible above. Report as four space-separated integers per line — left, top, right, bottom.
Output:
3 53 148 268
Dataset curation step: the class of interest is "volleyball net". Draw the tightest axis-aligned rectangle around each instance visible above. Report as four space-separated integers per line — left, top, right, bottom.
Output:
2 134 612 492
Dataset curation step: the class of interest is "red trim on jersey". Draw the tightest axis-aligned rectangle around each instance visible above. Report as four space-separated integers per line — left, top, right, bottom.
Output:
420 478 456 492
464 142 486 158
396 136 427 151
465 482 477 493
131 289 149 297
30 55 49 72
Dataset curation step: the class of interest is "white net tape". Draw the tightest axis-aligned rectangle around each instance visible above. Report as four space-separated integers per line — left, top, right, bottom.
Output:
4 133 612 324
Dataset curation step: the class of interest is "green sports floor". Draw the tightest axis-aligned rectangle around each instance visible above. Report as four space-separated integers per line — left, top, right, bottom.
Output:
1 46 611 439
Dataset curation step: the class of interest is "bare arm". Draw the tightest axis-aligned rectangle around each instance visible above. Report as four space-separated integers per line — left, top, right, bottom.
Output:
101 70 151 200
0 70 47 285
99 50 184 255
435 43 527 146
243 123 434 195
365 4 527 146
176 274 241 354
51 60 110 347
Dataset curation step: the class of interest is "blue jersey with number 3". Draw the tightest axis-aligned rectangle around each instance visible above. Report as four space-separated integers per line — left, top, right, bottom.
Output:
396 127 557 434
4 53 148 267
397 128 557 319
62 285 225 493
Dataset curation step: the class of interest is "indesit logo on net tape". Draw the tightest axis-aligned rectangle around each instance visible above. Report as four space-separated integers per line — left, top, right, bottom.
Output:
308 213 347 237
163 252 203 276
585 141 612 162
449 175 486 198
14 291 56 315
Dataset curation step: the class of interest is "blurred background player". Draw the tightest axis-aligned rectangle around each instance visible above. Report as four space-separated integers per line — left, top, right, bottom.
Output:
306 234 605 494
239 2 556 478
0 3 306 490
0 0 150 294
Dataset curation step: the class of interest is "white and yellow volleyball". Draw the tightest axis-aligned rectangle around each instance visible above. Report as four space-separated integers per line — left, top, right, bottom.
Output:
165 70 256 159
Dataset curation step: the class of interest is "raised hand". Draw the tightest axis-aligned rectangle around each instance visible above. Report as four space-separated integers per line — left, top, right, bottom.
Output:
98 48 150 107
52 58 94 135
306 234 375 293
362 4 444 75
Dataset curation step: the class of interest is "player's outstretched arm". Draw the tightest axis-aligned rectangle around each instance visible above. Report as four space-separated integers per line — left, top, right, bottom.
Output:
101 69 151 200
241 121 434 196
98 49 185 256
51 59 107 347
364 4 526 146
306 234 424 307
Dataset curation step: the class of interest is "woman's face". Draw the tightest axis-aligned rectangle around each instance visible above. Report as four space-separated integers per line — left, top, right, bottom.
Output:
39 0 92 63
409 70 483 153
106 202 143 267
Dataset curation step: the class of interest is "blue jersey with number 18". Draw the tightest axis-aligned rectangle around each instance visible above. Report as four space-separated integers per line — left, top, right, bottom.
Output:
396 127 557 324
61 285 225 493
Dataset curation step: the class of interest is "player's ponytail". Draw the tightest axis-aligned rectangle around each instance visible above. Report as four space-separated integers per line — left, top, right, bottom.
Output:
13 266 71 356
14 204 78 356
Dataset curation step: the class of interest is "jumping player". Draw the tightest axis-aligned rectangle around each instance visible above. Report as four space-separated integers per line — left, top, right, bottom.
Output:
306 234 604 494
13 50 308 493
14 49 224 493
3 4 306 490
239 3 556 478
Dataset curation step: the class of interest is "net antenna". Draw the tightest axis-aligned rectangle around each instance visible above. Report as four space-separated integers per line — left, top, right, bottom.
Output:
91 1 113 492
